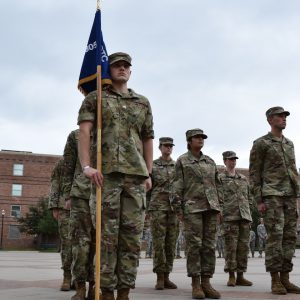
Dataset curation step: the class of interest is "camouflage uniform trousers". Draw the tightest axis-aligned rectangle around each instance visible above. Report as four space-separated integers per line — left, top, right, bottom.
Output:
150 210 179 273
216 236 225 257
89 173 146 290
258 237 266 255
184 210 218 277
70 197 95 283
249 240 256 257
57 209 72 273
263 196 298 273
223 220 250 273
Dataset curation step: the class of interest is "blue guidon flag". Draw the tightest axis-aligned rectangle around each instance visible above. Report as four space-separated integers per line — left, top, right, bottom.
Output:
78 9 111 95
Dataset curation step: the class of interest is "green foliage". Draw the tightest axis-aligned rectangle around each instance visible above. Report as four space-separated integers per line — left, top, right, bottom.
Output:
18 197 58 236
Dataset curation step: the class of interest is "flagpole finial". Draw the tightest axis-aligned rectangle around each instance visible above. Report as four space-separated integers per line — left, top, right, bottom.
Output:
97 0 101 10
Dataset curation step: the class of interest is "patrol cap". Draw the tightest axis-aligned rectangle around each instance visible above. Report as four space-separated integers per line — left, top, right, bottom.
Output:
222 151 239 160
109 52 132 66
159 137 175 146
265 106 290 117
185 128 207 141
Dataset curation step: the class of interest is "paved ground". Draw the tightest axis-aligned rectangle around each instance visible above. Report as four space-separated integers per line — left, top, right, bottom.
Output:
0 250 299 299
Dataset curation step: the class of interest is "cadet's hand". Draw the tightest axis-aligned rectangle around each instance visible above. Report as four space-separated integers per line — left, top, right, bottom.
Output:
65 199 71 210
217 212 223 224
257 202 266 213
177 212 183 222
145 177 152 192
83 167 103 188
52 209 59 220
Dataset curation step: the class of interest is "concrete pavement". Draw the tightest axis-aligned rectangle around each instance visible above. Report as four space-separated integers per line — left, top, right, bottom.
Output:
0 250 299 299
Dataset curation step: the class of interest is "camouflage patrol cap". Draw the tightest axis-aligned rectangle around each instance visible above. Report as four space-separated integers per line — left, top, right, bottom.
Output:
185 128 207 141
159 137 175 146
265 106 290 117
109 52 132 66
222 151 239 160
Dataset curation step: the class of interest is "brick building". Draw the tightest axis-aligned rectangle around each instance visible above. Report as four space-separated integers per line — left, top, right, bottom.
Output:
0 150 61 249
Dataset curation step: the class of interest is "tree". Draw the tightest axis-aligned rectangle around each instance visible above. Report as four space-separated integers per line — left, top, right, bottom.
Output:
18 197 58 237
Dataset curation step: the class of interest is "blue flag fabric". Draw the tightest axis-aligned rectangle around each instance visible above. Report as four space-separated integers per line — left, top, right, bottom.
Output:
78 10 111 95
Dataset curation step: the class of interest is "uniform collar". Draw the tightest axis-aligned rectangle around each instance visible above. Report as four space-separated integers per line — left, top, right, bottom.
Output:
108 86 139 99
187 150 205 162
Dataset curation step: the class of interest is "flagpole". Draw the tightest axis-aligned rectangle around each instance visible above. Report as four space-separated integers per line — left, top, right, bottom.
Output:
95 3 102 300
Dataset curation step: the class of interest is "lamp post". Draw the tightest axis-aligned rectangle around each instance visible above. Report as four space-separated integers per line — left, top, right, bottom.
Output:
0 209 5 250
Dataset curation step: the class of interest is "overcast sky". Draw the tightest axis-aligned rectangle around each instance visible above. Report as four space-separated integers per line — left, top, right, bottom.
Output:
1 0 300 168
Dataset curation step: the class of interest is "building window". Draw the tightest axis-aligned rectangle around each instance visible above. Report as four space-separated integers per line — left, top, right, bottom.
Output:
13 164 24 176
11 205 21 218
8 225 21 239
12 184 22 196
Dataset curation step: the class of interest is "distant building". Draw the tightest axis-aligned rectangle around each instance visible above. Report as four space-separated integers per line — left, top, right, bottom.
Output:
0 150 61 249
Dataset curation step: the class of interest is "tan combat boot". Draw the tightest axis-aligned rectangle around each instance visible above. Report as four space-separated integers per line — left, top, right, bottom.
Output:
201 275 221 299
227 272 236 287
270 272 287 295
116 288 130 300
101 289 115 300
236 272 253 286
191 276 205 299
164 272 177 289
71 281 86 300
155 272 164 290
280 272 300 294
60 271 72 291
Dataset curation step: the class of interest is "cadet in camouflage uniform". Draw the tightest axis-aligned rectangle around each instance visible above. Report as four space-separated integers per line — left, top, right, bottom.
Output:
78 52 154 300
48 159 72 291
62 129 95 300
249 228 256 258
257 218 267 258
219 151 253 287
249 106 300 295
173 129 222 299
216 224 224 258
148 137 178 290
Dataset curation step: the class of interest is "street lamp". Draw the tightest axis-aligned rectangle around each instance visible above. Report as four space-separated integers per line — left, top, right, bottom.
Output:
0 209 5 250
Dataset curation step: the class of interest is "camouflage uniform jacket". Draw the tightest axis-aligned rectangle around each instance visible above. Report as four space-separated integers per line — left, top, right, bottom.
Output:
173 151 223 214
219 171 253 222
148 157 176 211
249 132 300 204
62 129 91 200
48 159 65 210
77 87 154 177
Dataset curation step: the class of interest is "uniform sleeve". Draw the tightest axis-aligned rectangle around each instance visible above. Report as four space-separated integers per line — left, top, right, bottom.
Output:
62 132 77 199
216 171 224 213
77 92 97 125
172 159 184 214
141 100 154 139
48 162 61 209
249 140 265 204
246 177 255 213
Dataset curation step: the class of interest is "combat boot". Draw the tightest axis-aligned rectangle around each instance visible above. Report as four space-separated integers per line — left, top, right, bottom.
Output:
191 276 205 299
155 272 164 290
280 272 300 294
236 272 253 286
164 272 177 289
60 271 72 291
101 289 115 300
116 288 130 300
270 272 287 295
201 275 221 299
227 272 236 287
71 281 86 300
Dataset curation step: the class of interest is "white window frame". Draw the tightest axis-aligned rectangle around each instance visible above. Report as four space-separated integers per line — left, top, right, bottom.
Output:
13 164 24 176
12 184 22 196
11 205 21 218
